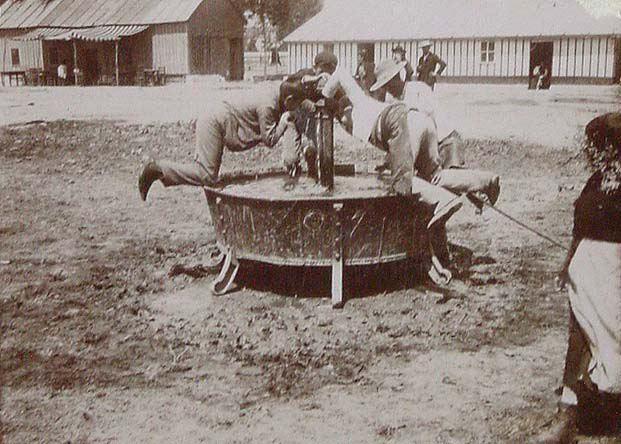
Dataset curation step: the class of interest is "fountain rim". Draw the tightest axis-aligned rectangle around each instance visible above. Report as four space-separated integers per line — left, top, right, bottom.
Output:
202 171 405 204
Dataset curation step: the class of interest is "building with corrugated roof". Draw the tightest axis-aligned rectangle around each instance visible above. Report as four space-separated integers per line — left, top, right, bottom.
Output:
284 0 621 85
0 0 244 84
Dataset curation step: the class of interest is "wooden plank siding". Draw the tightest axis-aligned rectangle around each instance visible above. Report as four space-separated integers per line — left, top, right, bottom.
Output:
151 22 188 75
0 30 43 72
186 0 244 78
288 35 619 83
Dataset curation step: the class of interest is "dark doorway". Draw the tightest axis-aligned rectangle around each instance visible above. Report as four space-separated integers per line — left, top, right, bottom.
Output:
190 34 209 74
357 43 375 63
82 48 99 85
229 38 243 80
529 41 553 89
614 39 621 83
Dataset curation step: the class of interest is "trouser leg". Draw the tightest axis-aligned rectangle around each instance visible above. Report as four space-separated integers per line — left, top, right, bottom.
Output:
383 106 414 195
281 124 302 174
562 310 593 394
430 223 450 265
432 168 500 205
411 176 464 228
159 111 225 187
407 110 442 181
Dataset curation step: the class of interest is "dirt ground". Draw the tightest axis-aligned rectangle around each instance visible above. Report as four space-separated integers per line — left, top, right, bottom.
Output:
0 83 620 443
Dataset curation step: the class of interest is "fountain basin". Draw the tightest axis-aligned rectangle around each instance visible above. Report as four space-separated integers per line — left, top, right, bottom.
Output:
204 172 431 307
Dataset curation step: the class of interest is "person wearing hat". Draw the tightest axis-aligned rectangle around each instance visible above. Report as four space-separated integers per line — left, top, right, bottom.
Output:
321 63 466 226
534 113 621 443
137 81 308 200
322 65 496 280
391 45 415 83
369 58 500 205
416 40 446 91
279 50 339 178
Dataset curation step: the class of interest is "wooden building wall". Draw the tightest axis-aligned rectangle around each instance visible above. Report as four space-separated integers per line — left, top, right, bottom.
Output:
151 22 189 75
127 30 152 72
0 30 43 72
288 42 359 75
187 0 244 78
288 35 620 83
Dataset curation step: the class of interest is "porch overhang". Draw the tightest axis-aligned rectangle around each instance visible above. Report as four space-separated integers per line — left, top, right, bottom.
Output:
13 25 148 41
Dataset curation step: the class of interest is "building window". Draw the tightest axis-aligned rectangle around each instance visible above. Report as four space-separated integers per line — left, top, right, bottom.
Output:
49 47 59 65
481 40 495 62
11 48 20 66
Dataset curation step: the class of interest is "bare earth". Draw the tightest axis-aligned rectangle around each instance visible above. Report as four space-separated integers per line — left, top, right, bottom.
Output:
1 82 620 443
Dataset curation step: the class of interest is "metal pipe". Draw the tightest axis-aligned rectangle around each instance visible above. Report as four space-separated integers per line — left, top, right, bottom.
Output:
317 101 334 190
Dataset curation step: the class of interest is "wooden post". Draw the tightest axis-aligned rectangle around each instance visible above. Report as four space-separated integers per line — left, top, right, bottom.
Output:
1 39 6 87
72 39 78 86
115 39 119 86
331 203 344 309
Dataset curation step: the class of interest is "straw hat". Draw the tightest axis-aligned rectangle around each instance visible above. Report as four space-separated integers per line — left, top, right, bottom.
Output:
420 39 432 48
370 59 407 92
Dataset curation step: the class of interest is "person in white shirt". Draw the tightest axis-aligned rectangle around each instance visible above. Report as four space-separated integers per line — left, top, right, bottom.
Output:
57 60 68 86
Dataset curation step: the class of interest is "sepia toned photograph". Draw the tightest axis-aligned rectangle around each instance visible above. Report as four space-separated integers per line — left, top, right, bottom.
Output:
1 0 621 442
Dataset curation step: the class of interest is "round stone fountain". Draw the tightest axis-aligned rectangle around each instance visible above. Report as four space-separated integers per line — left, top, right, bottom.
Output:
203 104 431 308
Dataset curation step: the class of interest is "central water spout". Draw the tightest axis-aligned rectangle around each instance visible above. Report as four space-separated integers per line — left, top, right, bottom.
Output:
315 99 334 190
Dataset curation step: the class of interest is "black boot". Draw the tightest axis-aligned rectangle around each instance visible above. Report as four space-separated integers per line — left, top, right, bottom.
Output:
531 404 578 444
138 160 163 201
484 175 500 206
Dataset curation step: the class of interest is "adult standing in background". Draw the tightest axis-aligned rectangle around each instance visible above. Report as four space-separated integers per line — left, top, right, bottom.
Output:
416 40 446 91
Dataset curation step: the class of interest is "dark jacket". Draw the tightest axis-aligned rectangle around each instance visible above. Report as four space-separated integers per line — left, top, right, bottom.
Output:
416 52 446 87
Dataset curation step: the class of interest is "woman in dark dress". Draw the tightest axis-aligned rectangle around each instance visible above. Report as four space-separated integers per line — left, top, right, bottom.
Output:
535 112 621 443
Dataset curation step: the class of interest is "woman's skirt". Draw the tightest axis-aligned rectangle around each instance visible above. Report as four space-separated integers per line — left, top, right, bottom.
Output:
567 239 621 393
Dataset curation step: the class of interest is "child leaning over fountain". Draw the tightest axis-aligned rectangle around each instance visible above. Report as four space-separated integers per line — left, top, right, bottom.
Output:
138 81 310 201
321 62 483 230
368 58 500 207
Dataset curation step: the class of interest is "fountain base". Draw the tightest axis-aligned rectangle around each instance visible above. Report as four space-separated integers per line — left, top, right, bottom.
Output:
204 172 432 308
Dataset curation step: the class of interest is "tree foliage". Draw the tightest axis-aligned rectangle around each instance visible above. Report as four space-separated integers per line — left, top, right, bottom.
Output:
239 0 323 40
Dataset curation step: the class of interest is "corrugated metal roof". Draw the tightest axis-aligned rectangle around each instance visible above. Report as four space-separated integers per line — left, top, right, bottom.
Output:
284 0 621 42
0 0 205 29
0 0 56 28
